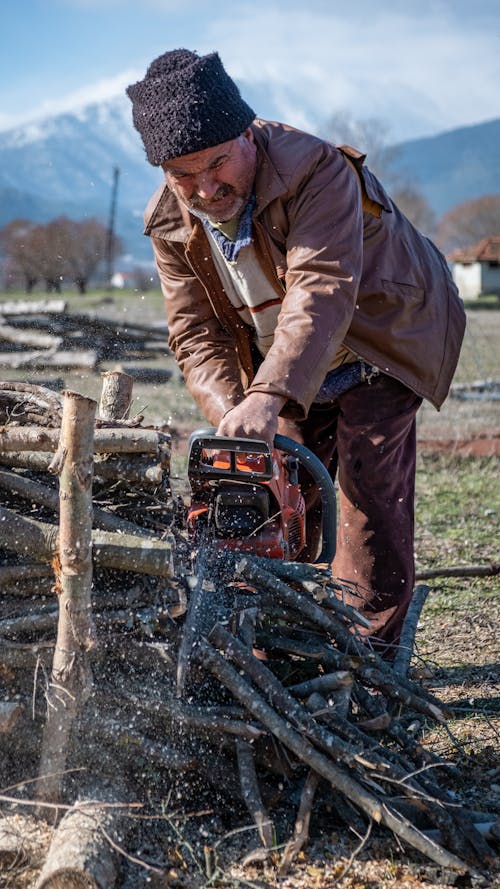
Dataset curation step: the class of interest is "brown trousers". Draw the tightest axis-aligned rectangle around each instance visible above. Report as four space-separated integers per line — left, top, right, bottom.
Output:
289 374 422 654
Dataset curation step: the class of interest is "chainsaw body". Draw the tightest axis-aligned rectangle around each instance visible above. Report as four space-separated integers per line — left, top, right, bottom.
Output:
187 431 306 560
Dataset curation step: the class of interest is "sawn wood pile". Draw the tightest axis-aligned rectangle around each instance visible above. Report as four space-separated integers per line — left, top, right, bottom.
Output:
0 377 498 888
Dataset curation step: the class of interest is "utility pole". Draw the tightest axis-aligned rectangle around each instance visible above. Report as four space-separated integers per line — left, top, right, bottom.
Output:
105 166 120 289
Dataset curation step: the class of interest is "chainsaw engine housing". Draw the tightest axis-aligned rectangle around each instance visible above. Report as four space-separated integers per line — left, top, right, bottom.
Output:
187 431 306 560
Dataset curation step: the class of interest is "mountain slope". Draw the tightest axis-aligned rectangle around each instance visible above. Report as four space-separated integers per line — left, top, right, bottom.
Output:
0 97 498 261
391 117 500 215
0 96 162 261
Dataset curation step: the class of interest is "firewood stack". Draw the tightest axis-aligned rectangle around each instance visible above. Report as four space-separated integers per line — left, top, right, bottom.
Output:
0 378 498 887
0 297 170 371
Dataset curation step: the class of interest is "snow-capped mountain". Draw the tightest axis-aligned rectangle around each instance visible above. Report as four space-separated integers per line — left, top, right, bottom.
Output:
0 94 498 262
0 95 162 260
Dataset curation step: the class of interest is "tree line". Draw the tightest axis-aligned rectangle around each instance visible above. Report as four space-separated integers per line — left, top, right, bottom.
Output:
1 116 499 297
0 217 123 294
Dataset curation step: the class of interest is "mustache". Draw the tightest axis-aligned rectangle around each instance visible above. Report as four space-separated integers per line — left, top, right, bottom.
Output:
189 184 234 209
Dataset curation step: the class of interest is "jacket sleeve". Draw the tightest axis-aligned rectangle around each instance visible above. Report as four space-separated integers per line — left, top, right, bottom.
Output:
247 147 364 419
151 237 246 426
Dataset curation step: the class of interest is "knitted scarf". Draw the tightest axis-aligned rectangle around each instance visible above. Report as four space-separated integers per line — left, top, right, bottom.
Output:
202 194 256 262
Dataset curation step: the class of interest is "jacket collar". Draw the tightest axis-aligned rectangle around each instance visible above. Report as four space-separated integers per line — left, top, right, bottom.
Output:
143 120 288 242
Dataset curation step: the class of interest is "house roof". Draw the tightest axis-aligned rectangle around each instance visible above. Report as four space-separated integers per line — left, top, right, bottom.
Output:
450 235 500 263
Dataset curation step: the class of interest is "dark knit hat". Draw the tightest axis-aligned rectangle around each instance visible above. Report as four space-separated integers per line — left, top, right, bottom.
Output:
126 49 256 166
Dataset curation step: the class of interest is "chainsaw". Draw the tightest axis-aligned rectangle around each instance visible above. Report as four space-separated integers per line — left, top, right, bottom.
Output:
186 428 336 563
176 428 337 695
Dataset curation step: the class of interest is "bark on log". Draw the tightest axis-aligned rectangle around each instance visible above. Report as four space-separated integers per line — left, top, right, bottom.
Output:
0 381 63 425
416 563 499 580
36 787 129 889
0 299 67 315
0 639 53 671
237 558 447 721
0 451 55 471
86 716 199 773
0 609 57 637
0 318 63 349
288 671 353 700
199 639 472 873
0 468 154 537
0 349 98 370
0 450 167 487
0 562 54 584
393 585 430 679
99 371 133 422
37 390 96 807
279 769 320 873
92 455 167 487
0 425 171 463
0 507 173 576
236 738 275 848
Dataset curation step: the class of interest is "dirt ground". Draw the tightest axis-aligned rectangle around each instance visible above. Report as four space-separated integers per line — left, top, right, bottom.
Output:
0 297 499 888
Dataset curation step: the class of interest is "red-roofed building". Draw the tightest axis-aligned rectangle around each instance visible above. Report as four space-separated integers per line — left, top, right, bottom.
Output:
449 236 500 299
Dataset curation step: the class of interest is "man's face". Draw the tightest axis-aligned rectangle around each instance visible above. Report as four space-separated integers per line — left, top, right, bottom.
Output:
162 128 257 223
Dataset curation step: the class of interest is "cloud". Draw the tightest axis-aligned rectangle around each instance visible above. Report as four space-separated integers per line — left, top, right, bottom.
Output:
1 1 498 140
202 3 500 139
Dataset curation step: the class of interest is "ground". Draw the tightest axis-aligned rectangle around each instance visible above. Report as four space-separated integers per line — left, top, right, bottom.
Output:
0 293 498 887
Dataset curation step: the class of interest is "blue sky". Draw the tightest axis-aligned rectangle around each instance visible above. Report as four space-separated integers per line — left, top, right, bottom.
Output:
1 0 499 141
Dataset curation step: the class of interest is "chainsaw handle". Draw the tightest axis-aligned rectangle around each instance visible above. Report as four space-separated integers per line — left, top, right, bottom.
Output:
274 434 337 563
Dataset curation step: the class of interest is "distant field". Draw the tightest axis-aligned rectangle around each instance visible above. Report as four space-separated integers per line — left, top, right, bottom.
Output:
1 288 497 445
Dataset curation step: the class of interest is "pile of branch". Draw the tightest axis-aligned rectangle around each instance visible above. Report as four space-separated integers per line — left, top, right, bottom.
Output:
450 378 500 401
0 379 498 887
0 296 170 370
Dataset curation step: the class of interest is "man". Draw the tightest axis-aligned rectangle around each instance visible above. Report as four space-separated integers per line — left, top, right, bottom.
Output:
127 49 465 653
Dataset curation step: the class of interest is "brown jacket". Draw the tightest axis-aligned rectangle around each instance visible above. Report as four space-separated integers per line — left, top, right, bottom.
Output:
144 119 466 426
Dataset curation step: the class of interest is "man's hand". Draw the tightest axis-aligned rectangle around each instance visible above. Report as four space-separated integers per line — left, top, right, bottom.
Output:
216 392 287 445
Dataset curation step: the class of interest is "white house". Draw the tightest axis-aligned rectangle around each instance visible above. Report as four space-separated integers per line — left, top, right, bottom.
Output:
449 236 500 300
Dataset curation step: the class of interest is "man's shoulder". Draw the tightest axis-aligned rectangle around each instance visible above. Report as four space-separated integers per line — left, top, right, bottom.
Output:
252 118 330 159
252 119 343 186
251 119 347 207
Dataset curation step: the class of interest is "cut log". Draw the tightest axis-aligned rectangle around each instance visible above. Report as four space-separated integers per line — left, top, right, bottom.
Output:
118 366 173 384
0 424 171 462
0 318 63 349
99 371 134 421
279 770 320 873
0 562 54 584
0 381 63 426
0 349 98 370
0 639 53 671
0 450 168 487
0 468 154 537
0 298 67 315
199 639 473 873
0 506 174 577
416 563 499 580
36 787 130 889
236 738 275 848
65 311 168 340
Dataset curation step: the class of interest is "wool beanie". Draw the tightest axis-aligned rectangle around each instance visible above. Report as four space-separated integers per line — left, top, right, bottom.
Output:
126 49 256 166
